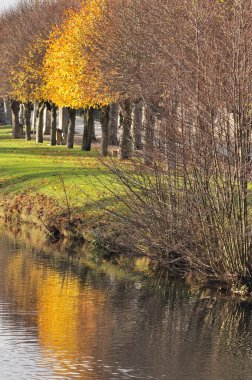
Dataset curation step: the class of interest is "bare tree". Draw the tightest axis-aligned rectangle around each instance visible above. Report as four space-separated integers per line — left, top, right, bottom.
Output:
96 0 252 285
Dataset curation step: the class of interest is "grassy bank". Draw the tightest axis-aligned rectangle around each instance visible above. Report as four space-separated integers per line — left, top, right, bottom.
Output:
0 125 121 240
0 126 109 202
2 126 252 296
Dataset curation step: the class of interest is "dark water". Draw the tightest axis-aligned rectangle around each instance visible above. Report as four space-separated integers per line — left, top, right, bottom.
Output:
0 231 252 380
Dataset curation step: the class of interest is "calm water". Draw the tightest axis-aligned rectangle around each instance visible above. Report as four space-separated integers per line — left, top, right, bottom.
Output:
0 231 252 380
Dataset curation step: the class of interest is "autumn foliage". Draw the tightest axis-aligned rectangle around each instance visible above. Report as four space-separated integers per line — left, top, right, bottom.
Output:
43 0 115 109
0 0 252 284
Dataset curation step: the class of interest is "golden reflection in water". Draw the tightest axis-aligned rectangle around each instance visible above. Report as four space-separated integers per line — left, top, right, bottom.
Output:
3 249 107 378
2 231 252 380
4 253 43 318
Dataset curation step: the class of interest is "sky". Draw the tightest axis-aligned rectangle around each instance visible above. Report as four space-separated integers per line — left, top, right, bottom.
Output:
0 0 19 11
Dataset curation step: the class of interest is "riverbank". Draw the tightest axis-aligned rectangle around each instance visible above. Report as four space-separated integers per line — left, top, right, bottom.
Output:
1 219 251 303
0 125 127 248
2 125 252 296
0 222 152 282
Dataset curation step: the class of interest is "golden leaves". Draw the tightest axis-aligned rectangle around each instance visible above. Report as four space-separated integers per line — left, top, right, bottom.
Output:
42 0 116 109
10 0 117 107
11 36 47 103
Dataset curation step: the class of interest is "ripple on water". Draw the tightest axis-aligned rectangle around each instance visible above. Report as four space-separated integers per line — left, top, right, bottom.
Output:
1 233 252 380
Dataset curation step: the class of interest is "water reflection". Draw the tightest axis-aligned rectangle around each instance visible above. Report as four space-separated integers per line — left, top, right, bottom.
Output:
0 229 252 379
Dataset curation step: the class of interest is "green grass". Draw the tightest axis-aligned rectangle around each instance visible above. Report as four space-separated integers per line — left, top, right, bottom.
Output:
0 126 118 212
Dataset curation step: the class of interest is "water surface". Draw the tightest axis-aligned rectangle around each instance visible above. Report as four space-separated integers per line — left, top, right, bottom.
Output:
0 230 252 379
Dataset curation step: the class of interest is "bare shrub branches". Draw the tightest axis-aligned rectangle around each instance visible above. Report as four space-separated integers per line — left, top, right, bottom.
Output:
97 0 252 281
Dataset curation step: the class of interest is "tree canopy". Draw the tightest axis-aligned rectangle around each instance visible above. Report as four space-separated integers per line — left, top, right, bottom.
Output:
43 0 115 109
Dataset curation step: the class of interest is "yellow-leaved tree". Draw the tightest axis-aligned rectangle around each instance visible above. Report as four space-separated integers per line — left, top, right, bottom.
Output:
5 0 77 143
11 36 45 104
11 35 48 142
43 0 116 152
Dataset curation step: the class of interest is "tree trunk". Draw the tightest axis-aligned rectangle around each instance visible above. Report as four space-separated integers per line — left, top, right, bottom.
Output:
100 106 110 156
24 102 31 141
82 108 94 151
32 102 38 133
4 101 12 125
67 108 76 149
108 103 119 145
59 107 69 134
92 120 97 141
120 99 132 160
19 104 24 127
43 107 51 135
11 100 20 139
133 100 143 150
144 104 155 166
0 100 4 124
50 105 57 146
36 102 45 143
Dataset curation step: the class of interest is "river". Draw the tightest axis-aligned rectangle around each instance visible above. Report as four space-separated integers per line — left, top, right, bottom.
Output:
0 229 252 379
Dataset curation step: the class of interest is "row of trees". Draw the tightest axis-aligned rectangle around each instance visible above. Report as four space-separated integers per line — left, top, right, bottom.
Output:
0 0 145 158
99 0 252 283
1 0 252 283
